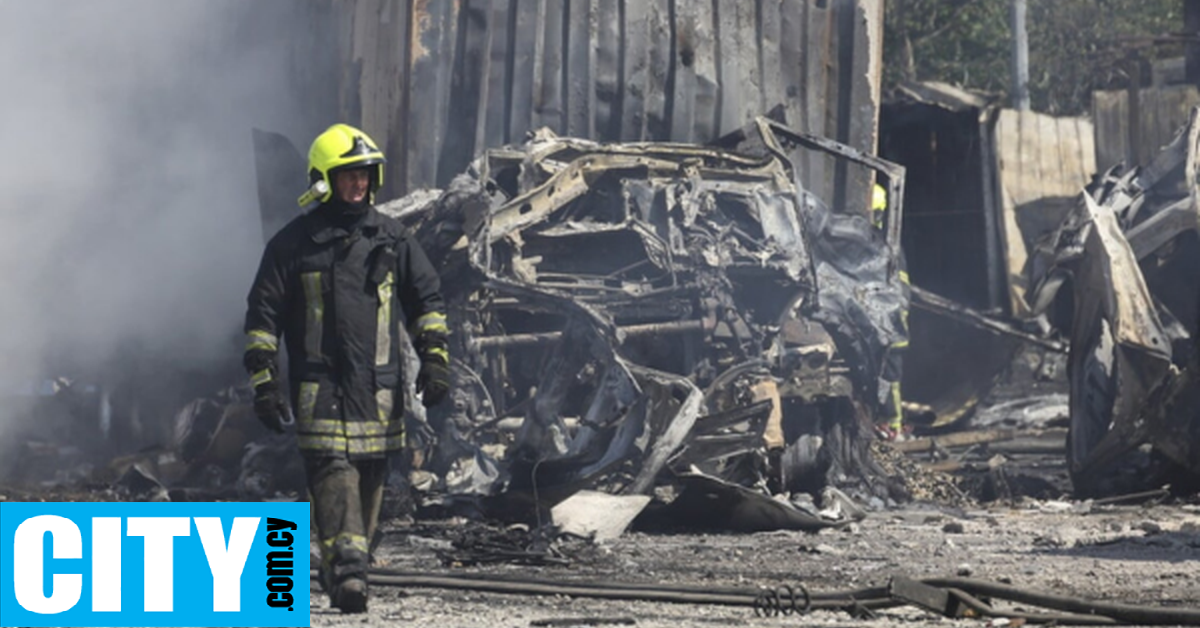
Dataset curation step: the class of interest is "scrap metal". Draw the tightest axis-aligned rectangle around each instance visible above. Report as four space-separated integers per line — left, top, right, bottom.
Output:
1026 106 1200 495
358 116 911 530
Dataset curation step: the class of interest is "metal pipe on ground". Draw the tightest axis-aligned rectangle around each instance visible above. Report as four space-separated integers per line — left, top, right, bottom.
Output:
312 568 894 610
309 569 1200 624
926 577 1200 626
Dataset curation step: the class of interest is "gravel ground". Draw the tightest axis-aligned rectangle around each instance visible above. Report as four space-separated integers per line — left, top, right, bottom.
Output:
309 348 1200 627
310 498 1200 627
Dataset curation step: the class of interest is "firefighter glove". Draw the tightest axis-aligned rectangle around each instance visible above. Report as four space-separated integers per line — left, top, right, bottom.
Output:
416 356 451 408
253 380 290 433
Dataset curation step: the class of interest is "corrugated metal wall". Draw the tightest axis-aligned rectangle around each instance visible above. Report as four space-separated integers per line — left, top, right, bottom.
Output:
313 0 883 207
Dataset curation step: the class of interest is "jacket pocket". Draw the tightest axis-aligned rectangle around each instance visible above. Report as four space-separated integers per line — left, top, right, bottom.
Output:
374 362 401 390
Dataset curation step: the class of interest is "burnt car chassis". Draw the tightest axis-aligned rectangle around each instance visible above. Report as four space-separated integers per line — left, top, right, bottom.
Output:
254 118 908 532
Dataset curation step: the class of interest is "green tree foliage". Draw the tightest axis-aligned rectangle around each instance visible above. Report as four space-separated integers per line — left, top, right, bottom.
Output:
885 0 1183 115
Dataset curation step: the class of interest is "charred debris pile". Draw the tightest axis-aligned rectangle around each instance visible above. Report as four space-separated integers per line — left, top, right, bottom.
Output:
377 118 912 534
864 106 1200 505
1025 107 1200 498
12 111 1200 531
4 118 924 534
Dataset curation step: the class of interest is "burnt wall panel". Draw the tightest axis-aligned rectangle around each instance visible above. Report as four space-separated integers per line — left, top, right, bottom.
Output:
646 0 673 140
438 0 488 186
733 2 762 127
528 0 549 133
779 0 809 180
482 0 512 148
831 0 881 213
314 0 883 204
565 0 594 138
669 0 698 141
431 0 458 185
621 0 650 140
536 0 565 134
689 0 719 142
593 0 623 141
714 2 737 134
805 0 834 203
508 0 539 142
404 0 451 193
760 0 784 117
1093 86 1200 173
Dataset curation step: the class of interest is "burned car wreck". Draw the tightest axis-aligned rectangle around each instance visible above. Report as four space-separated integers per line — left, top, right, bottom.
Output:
1026 107 1200 497
341 118 911 532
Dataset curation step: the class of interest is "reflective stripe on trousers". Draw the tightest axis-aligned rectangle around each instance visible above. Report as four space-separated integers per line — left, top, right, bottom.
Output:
307 457 386 586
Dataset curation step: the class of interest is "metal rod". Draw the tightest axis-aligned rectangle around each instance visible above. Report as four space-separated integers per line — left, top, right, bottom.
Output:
909 285 1066 352
472 319 707 350
1090 487 1171 506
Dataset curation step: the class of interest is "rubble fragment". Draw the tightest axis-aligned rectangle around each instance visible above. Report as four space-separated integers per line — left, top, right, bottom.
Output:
550 491 652 542
112 463 169 502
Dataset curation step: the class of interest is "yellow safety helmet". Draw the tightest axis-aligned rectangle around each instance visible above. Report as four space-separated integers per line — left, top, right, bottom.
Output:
871 183 888 229
301 123 386 206
871 183 888 212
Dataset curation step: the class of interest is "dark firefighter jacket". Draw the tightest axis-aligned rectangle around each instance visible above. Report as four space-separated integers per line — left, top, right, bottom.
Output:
244 204 447 459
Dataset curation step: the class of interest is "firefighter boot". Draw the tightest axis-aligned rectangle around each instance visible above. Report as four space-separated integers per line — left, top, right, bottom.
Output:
332 576 368 614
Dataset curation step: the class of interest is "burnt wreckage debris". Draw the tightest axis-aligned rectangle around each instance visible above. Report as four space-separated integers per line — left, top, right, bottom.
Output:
6 119 910 533
1026 106 1200 497
0 380 306 503
373 117 910 531
68 118 905 527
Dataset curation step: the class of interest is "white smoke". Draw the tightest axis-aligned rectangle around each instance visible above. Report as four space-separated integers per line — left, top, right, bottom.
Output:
0 1 323 453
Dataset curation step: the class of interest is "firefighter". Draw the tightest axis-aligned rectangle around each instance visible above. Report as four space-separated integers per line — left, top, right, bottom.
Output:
874 182 908 439
243 123 450 613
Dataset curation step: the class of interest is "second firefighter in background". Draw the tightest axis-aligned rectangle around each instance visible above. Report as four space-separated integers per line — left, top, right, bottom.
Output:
243 124 449 613
872 182 909 439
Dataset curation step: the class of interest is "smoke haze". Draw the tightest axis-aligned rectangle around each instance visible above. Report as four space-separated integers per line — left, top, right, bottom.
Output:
0 2 321 432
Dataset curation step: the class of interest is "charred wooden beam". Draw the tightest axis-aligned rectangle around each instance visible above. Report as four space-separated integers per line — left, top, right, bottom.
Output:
893 428 1017 454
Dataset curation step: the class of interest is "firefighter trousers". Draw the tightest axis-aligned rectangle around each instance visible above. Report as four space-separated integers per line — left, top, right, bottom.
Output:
305 456 387 590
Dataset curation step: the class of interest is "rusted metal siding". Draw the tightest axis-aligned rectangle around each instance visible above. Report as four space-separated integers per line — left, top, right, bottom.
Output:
318 0 883 206
1093 85 1200 173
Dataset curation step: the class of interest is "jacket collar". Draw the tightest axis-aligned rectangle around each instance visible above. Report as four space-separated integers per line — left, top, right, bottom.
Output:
307 204 385 244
